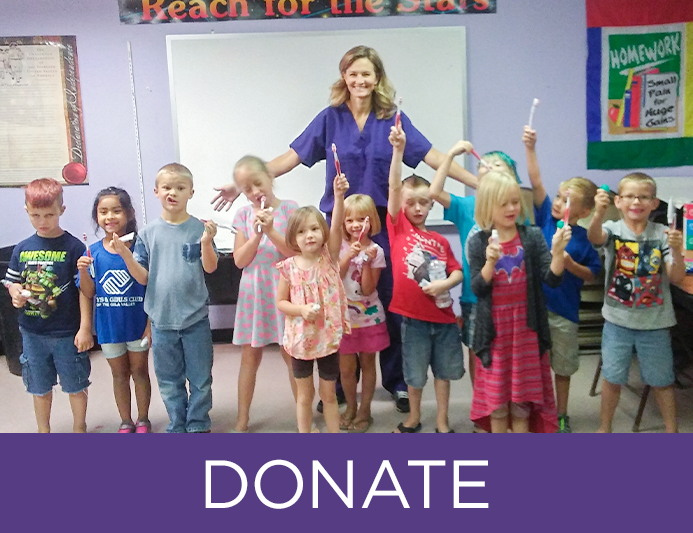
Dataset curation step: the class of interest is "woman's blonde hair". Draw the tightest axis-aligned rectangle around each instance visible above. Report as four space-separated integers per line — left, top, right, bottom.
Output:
330 46 396 120
474 171 522 231
285 206 329 254
343 194 381 240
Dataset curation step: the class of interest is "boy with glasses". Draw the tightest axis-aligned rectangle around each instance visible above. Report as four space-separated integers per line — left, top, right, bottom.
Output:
588 172 685 432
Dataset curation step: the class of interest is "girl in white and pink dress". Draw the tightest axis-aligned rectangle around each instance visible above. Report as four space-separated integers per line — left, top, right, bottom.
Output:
231 156 298 432
338 194 389 433
277 174 350 433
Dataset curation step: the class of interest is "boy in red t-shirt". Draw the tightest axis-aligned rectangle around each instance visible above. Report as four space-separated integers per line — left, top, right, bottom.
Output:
387 125 464 434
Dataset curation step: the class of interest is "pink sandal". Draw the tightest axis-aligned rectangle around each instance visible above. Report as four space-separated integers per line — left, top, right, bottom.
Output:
118 422 135 434
135 420 152 433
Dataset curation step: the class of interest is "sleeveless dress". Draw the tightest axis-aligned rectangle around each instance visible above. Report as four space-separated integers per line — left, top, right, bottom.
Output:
470 233 558 433
232 200 297 347
276 246 350 360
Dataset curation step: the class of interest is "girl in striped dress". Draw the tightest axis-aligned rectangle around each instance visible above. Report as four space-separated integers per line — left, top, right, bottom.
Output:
467 171 571 433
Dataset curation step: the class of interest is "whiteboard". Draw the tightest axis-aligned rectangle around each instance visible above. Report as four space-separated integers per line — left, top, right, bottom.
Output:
167 27 468 250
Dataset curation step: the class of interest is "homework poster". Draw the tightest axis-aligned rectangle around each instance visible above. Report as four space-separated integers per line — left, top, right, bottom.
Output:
586 0 693 169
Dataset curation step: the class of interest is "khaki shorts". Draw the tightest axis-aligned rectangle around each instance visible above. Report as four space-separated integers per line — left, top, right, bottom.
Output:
548 312 579 377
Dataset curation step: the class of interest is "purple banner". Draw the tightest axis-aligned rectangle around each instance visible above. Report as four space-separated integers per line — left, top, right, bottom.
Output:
3 433 690 531
118 0 496 24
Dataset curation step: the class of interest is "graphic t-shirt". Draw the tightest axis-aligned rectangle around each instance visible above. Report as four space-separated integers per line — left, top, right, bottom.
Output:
80 240 147 344
5 232 84 337
339 240 387 329
600 219 676 329
387 210 461 324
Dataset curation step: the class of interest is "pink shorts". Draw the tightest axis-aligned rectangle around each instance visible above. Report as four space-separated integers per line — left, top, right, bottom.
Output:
339 322 390 355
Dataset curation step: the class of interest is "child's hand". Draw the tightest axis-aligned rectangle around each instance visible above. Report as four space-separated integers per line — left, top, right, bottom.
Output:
111 233 132 258
666 229 683 252
253 208 274 234
552 225 572 254
74 327 94 353
8 283 29 309
364 245 378 262
448 140 473 157
388 125 406 150
77 255 93 273
211 183 240 212
334 173 349 197
141 323 152 350
201 220 217 244
594 188 610 215
485 236 502 265
347 241 362 259
421 279 447 297
523 126 537 149
301 304 319 322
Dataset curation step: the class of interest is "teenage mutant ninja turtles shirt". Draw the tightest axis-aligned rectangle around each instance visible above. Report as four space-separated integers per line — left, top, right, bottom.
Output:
5 232 85 337
600 219 676 330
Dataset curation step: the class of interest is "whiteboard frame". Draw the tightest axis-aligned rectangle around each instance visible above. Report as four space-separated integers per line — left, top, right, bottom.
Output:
167 27 468 249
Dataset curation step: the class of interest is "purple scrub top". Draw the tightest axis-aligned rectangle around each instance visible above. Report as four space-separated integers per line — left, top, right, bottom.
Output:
290 103 432 214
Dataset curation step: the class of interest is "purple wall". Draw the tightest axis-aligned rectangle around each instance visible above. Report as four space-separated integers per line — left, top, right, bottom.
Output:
2 0 691 250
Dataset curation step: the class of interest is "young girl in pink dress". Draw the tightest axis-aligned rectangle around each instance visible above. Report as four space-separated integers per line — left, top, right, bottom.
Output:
466 171 571 433
276 174 350 433
338 194 389 433
231 156 298 432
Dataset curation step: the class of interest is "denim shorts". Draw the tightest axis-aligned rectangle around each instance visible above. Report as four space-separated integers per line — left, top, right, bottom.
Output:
19 328 91 396
401 317 465 389
460 302 477 348
101 339 149 359
601 321 675 387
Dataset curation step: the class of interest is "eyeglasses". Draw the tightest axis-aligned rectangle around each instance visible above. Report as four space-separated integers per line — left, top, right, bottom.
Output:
618 194 655 203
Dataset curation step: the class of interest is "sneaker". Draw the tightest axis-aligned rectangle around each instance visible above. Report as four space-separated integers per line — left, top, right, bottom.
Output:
135 419 152 433
392 391 410 413
557 414 572 433
117 422 135 434
317 390 347 414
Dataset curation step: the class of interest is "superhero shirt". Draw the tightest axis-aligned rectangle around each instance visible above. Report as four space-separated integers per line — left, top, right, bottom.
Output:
600 220 676 330
5 232 85 337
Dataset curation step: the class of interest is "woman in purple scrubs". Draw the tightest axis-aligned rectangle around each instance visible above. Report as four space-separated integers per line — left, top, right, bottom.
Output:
213 46 477 412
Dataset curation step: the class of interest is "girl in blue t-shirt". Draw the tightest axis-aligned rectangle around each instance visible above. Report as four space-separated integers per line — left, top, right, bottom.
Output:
77 187 152 433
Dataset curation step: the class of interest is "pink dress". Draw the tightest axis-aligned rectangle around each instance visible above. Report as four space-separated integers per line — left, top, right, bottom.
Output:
232 200 297 347
276 246 350 360
470 234 558 433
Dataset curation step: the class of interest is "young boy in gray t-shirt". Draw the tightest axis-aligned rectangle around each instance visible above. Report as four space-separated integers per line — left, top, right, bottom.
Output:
588 172 685 433
115 163 218 433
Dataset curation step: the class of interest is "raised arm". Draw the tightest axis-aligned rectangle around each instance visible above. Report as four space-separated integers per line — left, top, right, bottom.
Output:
76 255 95 298
388 126 406 222
429 140 474 209
424 147 478 189
587 189 610 246
330 174 350 263
666 229 686 285
112 234 149 285
523 126 546 207
201 221 218 274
